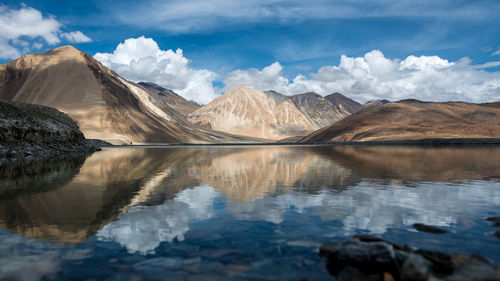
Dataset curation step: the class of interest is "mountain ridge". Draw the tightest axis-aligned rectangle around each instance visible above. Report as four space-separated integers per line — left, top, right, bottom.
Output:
189 86 361 140
0 46 255 144
300 99 500 142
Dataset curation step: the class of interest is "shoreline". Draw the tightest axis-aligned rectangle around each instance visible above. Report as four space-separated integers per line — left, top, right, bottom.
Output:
102 138 500 148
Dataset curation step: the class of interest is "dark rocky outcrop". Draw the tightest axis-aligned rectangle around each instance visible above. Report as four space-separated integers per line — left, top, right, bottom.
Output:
319 236 500 281
413 223 450 234
0 99 101 161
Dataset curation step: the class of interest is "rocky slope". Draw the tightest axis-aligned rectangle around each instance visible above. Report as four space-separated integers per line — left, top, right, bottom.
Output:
189 86 360 140
290 92 352 128
325 92 362 114
138 82 200 116
0 100 99 159
300 99 500 142
0 46 251 144
189 86 315 140
362 99 391 108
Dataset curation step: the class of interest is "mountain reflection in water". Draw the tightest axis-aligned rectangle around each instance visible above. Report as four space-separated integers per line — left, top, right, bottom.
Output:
0 145 499 275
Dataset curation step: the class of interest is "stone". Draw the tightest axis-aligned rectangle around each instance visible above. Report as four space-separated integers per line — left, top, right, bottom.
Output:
338 240 396 266
320 237 500 281
415 249 454 276
495 230 500 238
337 266 369 281
394 250 410 266
413 223 450 234
383 272 395 281
486 217 500 223
319 242 342 259
445 263 500 281
400 253 431 281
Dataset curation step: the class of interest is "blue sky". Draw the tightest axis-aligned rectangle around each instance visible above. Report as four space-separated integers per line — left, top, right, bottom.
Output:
1 0 500 103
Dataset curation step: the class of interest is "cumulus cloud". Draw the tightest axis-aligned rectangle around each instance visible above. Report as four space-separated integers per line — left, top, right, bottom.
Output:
224 50 500 103
94 36 219 104
61 31 92 43
493 48 500 56
92 37 499 104
224 62 290 94
0 5 92 59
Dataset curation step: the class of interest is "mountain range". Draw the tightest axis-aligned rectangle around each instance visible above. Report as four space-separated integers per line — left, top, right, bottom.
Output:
1 45 499 144
189 86 360 140
0 46 254 144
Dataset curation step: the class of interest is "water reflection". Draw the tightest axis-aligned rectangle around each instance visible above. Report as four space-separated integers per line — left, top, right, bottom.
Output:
321 145 500 182
0 145 499 247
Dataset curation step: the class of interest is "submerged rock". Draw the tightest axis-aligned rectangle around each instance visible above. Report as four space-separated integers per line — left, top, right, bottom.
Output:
487 217 500 227
486 217 500 223
319 236 500 281
495 230 500 238
400 253 430 281
413 223 450 234
337 266 369 281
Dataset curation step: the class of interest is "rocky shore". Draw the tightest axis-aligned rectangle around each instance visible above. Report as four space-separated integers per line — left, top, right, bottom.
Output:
319 235 500 281
0 100 104 162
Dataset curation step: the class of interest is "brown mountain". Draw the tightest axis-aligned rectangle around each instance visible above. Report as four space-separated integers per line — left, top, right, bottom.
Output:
189 86 359 140
325 92 362 114
289 92 352 128
189 86 315 140
300 99 500 142
0 46 251 144
137 82 200 116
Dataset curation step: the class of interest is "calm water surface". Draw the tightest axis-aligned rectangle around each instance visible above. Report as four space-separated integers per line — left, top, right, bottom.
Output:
0 145 499 280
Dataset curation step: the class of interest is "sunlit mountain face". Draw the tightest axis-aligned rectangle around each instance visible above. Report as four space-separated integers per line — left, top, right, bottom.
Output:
0 145 499 280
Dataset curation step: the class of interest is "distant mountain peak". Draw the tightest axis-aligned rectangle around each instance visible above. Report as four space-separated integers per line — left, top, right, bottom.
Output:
362 99 391 108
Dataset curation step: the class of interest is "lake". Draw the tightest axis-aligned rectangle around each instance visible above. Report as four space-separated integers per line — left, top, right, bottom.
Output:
0 145 499 281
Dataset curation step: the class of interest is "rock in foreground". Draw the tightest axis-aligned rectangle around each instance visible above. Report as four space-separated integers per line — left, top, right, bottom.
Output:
0 100 100 160
319 236 500 281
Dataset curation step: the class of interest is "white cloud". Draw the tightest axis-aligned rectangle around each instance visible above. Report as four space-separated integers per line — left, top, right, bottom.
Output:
94 36 219 104
224 62 290 93
493 48 500 56
0 39 21 58
61 31 92 43
224 50 500 103
0 5 92 59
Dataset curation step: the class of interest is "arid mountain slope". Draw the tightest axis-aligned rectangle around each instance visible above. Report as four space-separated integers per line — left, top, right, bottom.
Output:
325 92 362 114
290 92 352 128
0 46 250 144
138 82 200 116
300 99 500 142
189 86 359 140
189 86 316 140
